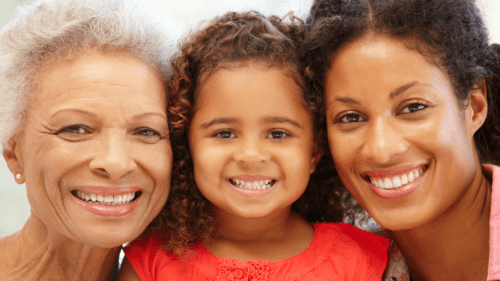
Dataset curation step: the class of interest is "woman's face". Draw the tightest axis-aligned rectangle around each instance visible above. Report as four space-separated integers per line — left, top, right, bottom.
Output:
324 35 484 230
9 52 171 247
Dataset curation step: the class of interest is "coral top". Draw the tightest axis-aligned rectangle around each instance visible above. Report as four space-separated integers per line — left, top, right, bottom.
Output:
485 165 500 280
124 222 389 281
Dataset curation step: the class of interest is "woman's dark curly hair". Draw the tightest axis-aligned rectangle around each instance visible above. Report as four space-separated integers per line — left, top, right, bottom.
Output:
303 0 500 168
149 11 360 254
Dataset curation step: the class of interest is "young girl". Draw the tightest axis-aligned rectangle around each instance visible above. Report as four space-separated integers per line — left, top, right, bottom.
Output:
120 11 389 280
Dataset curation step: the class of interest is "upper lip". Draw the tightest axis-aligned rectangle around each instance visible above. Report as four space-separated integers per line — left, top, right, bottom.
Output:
229 175 276 181
360 164 427 179
72 186 142 196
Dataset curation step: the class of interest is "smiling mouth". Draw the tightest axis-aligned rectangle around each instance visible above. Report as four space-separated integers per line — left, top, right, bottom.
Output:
71 190 141 205
363 166 428 189
229 179 277 190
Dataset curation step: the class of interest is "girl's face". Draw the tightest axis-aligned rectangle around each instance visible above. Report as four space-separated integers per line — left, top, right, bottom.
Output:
324 35 485 230
189 63 320 220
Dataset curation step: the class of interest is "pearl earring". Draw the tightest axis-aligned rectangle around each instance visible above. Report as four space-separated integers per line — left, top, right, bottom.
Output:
15 174 21 180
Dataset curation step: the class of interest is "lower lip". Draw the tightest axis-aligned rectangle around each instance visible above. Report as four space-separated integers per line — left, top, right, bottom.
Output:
73 195 139 217
368 172 425 200
227 181 278 197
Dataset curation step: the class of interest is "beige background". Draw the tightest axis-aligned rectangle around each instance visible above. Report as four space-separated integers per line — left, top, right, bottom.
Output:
0 0 499 237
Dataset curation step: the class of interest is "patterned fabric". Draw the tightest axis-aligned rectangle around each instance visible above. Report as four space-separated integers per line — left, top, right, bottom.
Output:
124 222 390 281
216 259 269 281
382 239 409 281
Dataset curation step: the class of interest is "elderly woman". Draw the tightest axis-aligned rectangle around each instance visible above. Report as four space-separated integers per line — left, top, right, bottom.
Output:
0 0 178 280
304 0 500 280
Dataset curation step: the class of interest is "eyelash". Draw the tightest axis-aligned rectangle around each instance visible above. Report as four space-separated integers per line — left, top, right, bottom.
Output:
213 130 291 139
134 127 161 137
56 125 90 134
266 130 290 139
214 130 236 139
400 101 429 114
335 101 429 124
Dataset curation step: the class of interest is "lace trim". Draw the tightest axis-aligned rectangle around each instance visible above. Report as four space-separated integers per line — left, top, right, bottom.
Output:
216 259 270 281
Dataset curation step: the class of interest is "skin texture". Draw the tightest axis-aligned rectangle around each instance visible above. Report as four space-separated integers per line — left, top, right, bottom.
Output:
191 63 320 261
1 51 172 280
324 35 491 280
119 62 322 280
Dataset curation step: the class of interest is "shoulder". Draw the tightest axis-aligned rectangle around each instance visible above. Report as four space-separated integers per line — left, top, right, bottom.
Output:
123 232 178 281
312 223 390 280
315 222 390 251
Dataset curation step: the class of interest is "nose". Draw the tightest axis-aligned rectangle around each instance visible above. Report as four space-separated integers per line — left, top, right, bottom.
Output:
233 137 270 166
361 116 409 164
89 131 137 179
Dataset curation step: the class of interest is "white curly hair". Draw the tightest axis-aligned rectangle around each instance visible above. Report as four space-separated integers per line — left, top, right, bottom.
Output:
0 0 180 148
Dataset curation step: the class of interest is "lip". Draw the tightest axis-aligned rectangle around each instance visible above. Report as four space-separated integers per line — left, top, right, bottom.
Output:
71 186 142 217
361 164 426 179
73 186 142 195
365 165 427 200
226 179 278 197
230 175 275 181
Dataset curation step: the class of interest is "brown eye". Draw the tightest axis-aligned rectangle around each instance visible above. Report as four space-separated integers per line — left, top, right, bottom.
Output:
336 113 365 124
136 128 160 136
266 130 290 139
401 102 428 114
214 130 235 139
57 125 89 134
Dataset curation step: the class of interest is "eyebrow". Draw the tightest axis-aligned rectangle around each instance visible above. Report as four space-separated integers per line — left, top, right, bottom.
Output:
263 116 302 128
202 118 238 128
50 108 97 118
333 81 421 105
201 116 302 129
50 109 167 122
132 112 168 122
390 81 419 98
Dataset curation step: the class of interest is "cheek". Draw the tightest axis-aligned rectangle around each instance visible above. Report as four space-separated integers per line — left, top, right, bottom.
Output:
140 142 173 183
192 142 227 184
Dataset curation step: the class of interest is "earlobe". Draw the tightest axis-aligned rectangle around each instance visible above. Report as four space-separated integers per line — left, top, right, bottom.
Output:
3 135 25 184
468 79 488 135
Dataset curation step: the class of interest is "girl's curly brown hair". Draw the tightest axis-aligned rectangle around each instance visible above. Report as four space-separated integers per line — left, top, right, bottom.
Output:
302 0 500 169
148 11 361 255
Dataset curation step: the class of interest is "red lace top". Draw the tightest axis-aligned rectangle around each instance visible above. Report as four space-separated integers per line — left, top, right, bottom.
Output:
124 223 389 281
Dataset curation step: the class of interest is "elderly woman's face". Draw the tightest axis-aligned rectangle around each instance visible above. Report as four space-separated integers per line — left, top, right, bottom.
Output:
11 52 171 247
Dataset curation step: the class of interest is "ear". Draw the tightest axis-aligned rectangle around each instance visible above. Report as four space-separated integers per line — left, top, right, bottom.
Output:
309 136 324 174
2 134 25 184
467 79 488 135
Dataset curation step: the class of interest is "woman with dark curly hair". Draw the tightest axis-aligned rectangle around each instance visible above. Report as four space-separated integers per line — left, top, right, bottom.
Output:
303 0 500 280
120 11 389 281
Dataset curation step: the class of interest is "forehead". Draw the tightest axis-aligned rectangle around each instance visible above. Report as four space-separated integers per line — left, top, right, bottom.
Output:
326 35 452 94
31 51 166 107
194 63 309 118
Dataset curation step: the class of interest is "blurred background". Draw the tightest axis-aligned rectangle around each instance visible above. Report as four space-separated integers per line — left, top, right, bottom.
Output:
0 0 499 237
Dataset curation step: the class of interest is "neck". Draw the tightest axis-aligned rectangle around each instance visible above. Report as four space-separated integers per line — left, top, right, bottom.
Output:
390 167 491 281
205 207 313 262
0 213 121 281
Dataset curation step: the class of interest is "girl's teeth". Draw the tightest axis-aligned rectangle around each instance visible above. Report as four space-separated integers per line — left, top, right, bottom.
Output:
74 191 137 205
231 179 274 190
371 167 425 189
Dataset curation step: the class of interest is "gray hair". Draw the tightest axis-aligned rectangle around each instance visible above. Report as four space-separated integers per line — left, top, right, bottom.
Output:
0 0 180 148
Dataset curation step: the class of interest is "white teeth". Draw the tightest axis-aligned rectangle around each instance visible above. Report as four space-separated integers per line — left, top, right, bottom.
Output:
392 176 402 188
384 178 393 189
401 174 408 185
74 190 137 205
231 179 274 190
370 167 425 189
